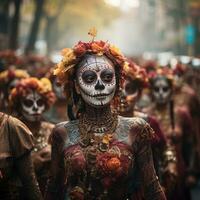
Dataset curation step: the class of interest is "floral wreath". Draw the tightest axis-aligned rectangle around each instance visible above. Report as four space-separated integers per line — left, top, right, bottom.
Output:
0 69 30 89
54 28 127 104
124 59 149 88
9 77 56 109
148 66 174 83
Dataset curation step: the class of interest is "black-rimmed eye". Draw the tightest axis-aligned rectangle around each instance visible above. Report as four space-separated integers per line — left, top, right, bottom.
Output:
36 99 44 106
101 69 114 83
82 70 97 84
23 99 34 107
163 86 169 92
154 87 159 92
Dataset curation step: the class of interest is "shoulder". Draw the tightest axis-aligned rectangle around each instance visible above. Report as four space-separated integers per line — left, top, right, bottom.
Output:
6 115 34 157
8 115 32 137
118 115 154 141
49 120 79 146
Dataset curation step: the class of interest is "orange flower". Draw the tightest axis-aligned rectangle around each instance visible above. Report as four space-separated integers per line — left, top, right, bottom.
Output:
73 41 87 56
91 41 107 54
109 45 124 60
106 157 121 171
102 134 113 144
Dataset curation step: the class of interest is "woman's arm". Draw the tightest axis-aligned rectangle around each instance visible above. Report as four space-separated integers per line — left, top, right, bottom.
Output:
134 120 166 200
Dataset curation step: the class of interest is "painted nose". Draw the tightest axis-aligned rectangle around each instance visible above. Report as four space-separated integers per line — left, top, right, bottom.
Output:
33 102 38 111
95 80 105 90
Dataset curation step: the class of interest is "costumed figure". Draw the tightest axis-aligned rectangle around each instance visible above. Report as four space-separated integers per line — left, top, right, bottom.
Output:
9 77 56 196
118 60 166 196
0 112 42 199
45 68 68 123
146 66 194 200
184 66 200 200
0 69 29 112
45 30 166 200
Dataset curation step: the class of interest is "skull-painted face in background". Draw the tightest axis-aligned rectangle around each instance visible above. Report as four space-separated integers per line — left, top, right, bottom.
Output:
76 54 116 107
152 76 172 105
120 77 141 113
21 90 45 122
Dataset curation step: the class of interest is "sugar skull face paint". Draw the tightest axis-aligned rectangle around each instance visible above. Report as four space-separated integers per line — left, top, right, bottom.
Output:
120 77 140 112
21 91 45 122
76 55 116 107
152 76 172 105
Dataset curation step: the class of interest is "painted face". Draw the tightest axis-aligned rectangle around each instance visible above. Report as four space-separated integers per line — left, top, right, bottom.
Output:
152 77 172 105
76 55 116 107
21 91 45 122
121 77 140 112
53 77 65 100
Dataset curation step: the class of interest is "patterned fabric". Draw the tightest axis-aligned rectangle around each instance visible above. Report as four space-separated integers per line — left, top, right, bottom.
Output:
46 116 166 200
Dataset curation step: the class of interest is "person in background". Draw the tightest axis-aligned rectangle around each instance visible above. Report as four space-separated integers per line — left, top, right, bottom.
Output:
0 112 42 199
9 77 56 196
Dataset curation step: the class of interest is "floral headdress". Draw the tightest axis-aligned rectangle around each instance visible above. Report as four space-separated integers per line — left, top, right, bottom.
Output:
9 77 56 109
0 69 30 89
124 60 148 88
54 28 127 103
173 62 187 77
147 66 174 83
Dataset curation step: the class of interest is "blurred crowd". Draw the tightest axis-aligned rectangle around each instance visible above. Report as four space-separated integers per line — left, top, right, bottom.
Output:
0 48 200 200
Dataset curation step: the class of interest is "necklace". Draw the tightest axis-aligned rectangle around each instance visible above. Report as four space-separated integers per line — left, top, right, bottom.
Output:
78 112 118 150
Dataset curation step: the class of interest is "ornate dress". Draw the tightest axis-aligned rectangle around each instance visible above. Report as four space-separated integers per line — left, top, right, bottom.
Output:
0 113 42 200
146 103 193 200
46 114 166 200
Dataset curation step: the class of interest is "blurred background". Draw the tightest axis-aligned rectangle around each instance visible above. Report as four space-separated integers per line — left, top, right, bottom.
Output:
0 1 200 200
0 0 200 59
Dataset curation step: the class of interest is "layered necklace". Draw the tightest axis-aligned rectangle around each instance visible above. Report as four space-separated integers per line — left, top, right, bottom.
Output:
78 108 118 151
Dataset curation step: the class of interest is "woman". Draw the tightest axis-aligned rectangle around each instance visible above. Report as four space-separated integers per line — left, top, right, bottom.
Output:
146 66 193 200
46 35 166 200
9 77 56 196
0 112 42 199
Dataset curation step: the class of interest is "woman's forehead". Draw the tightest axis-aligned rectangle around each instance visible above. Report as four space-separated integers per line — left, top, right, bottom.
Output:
77 55 114 73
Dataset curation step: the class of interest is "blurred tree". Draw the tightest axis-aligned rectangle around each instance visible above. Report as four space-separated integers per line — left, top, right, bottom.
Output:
9 0 22 50
0 0 11 49
43 0 68 54
55 0 120 49
22 0 119 55
25 0 45 54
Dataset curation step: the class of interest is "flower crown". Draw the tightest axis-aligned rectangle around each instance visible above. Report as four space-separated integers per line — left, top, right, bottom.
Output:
0 69 30 87
124 60 148 88
148 67 174 81
54 29 127 101
9 77 56 109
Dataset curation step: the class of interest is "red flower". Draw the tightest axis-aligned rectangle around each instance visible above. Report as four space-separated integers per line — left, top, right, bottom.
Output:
73 41 88 56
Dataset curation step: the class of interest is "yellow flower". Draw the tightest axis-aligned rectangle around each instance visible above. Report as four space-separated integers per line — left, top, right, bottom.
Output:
102 134 113 144
61 48 73 57
40 78 52 93
88 27 97 39
110 45 122 57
